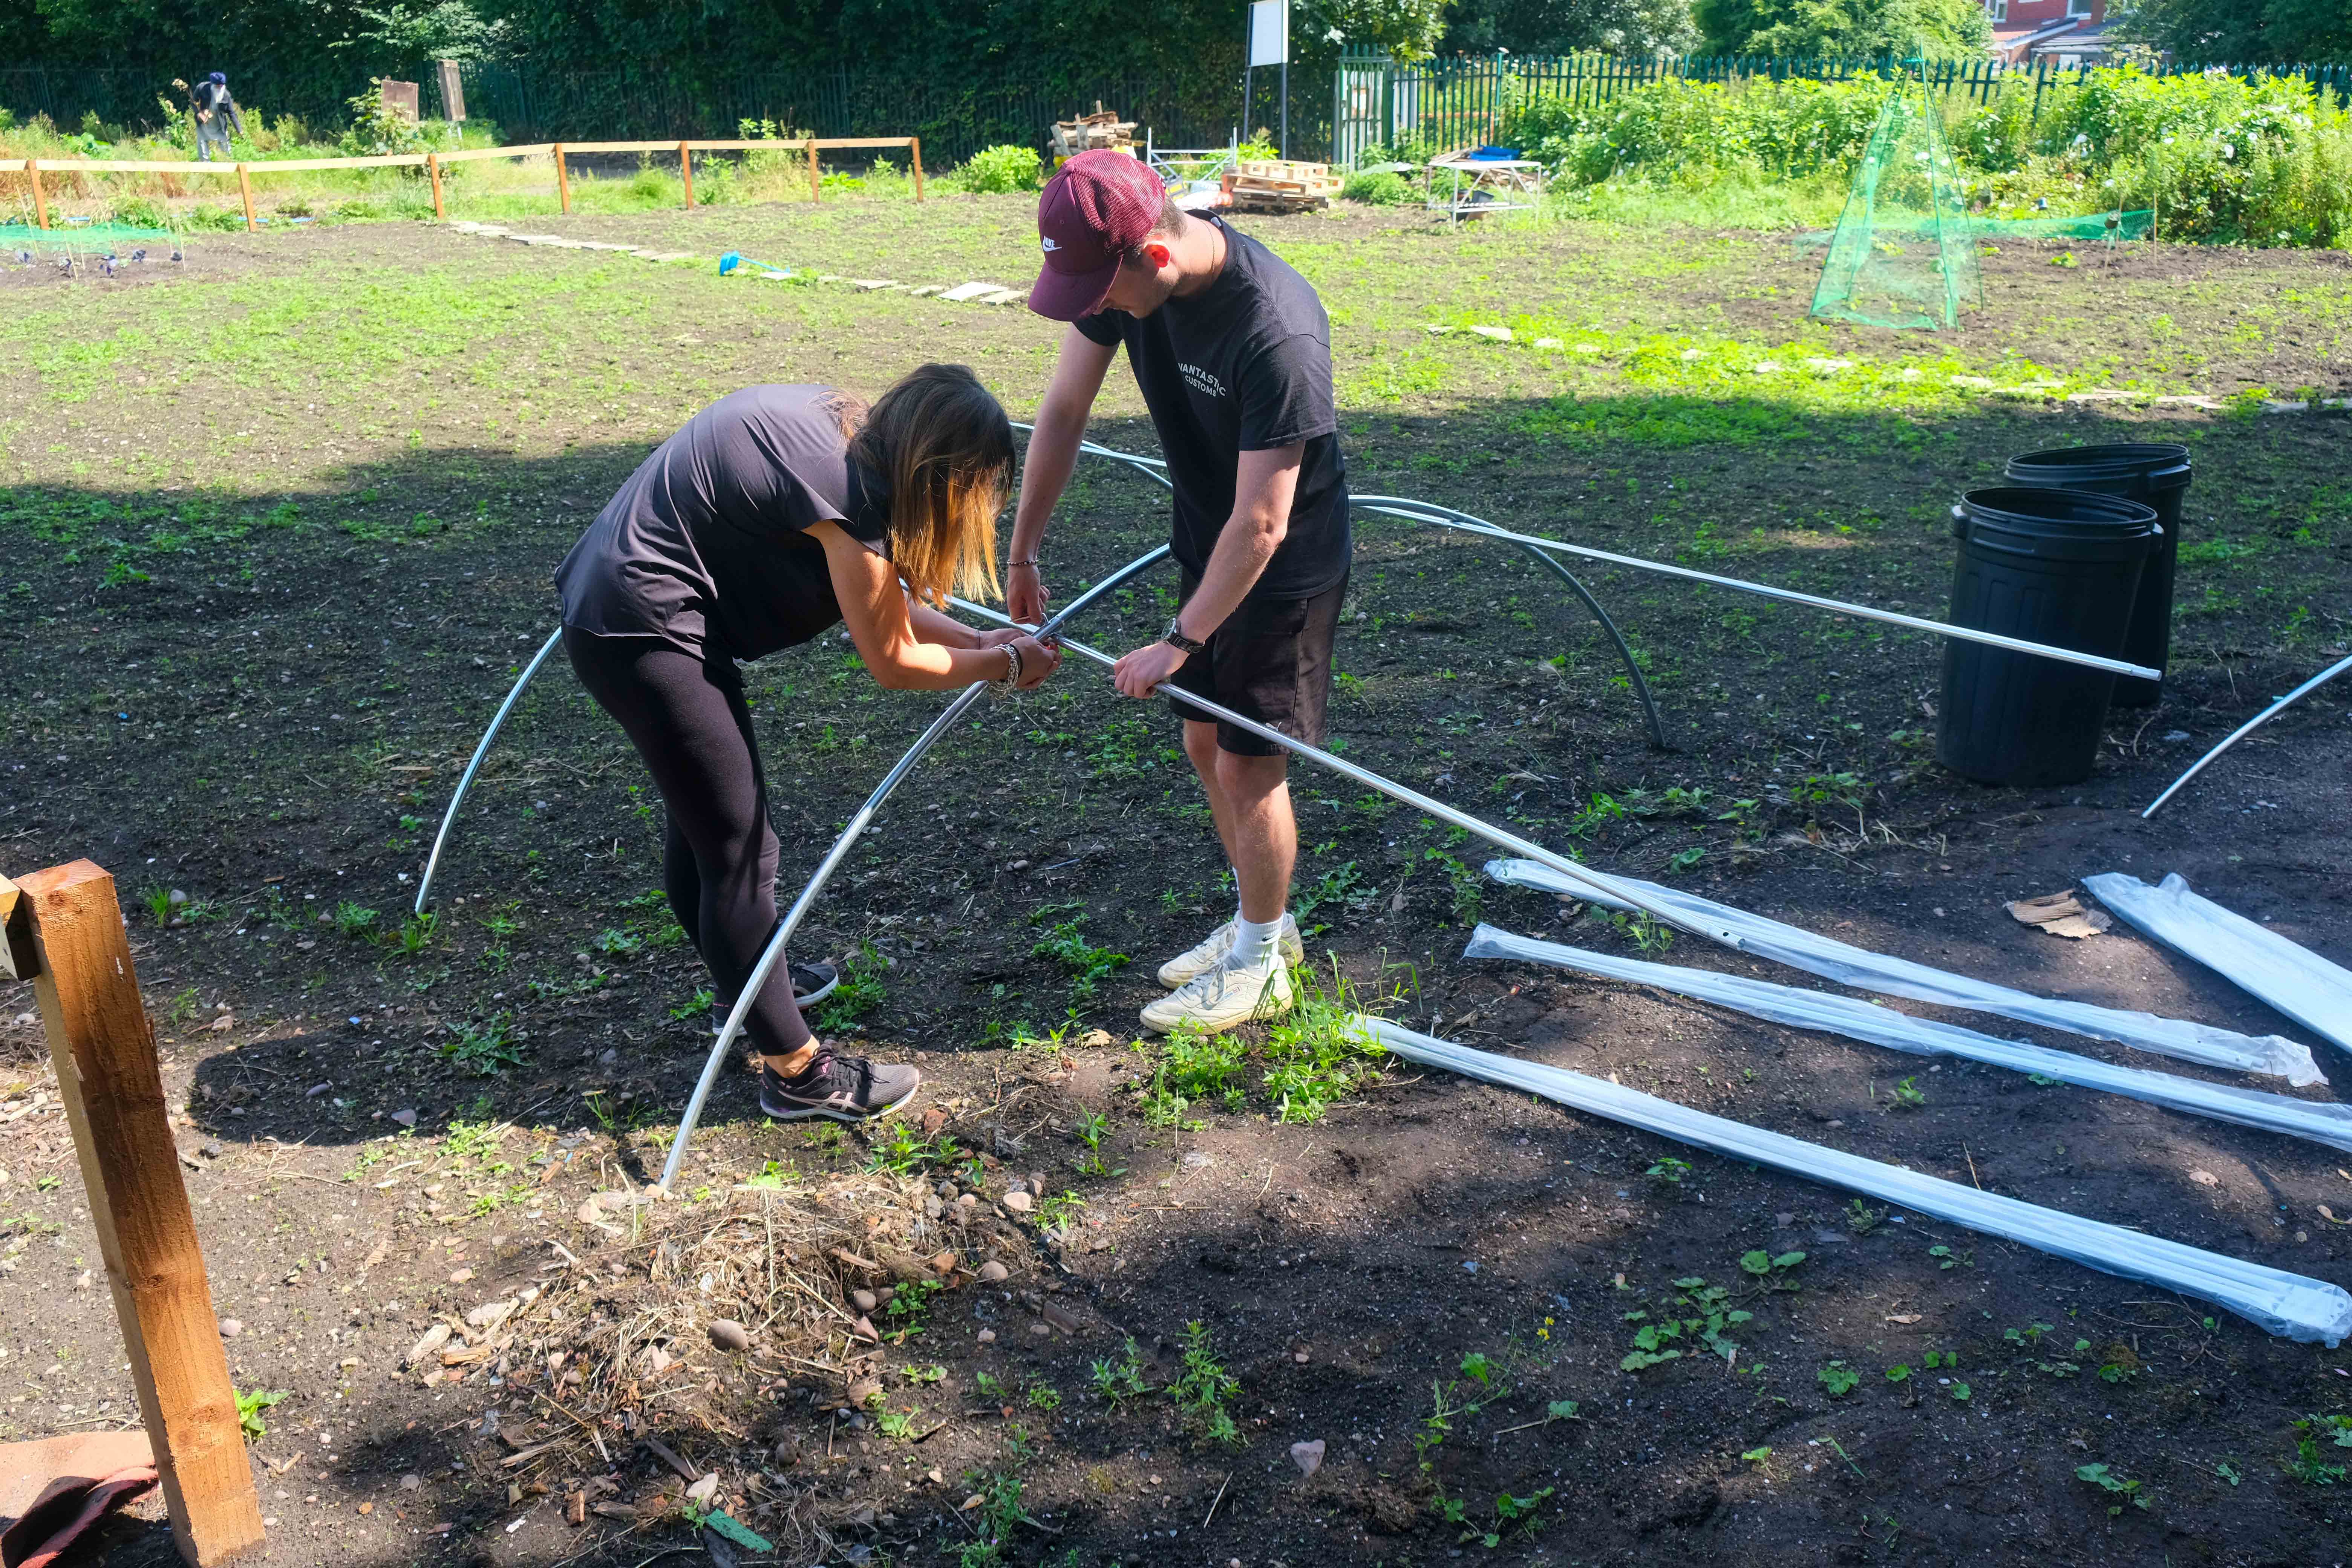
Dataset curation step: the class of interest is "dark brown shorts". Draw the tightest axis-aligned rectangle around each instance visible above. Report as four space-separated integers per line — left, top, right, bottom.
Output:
1164 571 1350 757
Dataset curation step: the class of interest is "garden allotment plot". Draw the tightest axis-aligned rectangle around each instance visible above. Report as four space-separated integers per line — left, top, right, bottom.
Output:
1 198 2349 1568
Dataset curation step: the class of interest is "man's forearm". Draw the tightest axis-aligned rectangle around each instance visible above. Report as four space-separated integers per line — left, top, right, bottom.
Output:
1178 514 1286 642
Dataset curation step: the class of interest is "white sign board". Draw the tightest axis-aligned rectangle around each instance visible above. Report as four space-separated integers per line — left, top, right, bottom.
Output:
1248 0 1288 67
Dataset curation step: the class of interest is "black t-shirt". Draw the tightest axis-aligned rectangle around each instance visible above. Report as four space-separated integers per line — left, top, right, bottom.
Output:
1075 217 1348 601
554 384 891 663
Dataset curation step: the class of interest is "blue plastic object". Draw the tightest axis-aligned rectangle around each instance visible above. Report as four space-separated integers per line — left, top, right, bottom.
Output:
717 250 792 279
1469 144 1521 160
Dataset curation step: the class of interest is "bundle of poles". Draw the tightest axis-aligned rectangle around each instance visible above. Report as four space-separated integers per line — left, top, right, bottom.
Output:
402 441 2352 1345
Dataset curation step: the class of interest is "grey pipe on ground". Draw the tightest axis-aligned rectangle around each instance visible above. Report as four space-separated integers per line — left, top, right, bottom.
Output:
1360 1016 2352 1345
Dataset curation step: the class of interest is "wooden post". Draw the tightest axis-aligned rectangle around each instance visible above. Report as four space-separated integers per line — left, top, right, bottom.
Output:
554 142 571 213
235 162 256 232
910 136 924 202
1 863 265 1566
427 151 445 220
29 158 48 229
679 141 694 209
806 137 821 203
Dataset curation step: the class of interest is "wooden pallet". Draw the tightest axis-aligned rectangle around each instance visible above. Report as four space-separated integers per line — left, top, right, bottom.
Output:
1227 157 1342 213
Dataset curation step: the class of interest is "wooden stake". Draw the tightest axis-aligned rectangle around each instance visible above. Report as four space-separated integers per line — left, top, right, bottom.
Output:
554 142 571 213
806 138 821 203
5 861 265 1566
910 137 924 202
29 158 48 229
427 151 445 220
235 162 256 231
679 141 694 208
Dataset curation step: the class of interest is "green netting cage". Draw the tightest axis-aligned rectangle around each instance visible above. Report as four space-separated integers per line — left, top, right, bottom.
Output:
1808 75 1980 332
4 220 181 273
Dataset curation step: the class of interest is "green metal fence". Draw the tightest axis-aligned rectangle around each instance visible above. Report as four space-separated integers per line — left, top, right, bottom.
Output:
1330 50 2352 165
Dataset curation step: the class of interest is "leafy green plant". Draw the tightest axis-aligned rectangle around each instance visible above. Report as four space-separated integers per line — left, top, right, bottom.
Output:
2075 1462 2149 1515
236 1386 287 1439
2288 1414 2352 1485
1090 1337 1152 1406
954 144 1044 193
1165 1321 1241 1447
386 910 436 955
1260 960 1388 1124
1818 1361 1861 1396
1031 918 1128 1002
885 1278 941 1340
440 1012 520 1076
1645 1155 1692 1189
1890 1075 1927 1110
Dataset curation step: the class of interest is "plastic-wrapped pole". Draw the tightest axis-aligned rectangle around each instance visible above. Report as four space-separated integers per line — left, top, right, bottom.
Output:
2085 873 2352 1058
1482 857 2324 1087
945 604 1753 949
414 626 567 915
1462 924 2352 1156
1357 1016 2352 1346
2141 652 2352 818
657 545 1171 1190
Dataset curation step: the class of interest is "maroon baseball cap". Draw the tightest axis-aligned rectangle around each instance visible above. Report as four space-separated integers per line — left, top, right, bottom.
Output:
1028 150 1167 321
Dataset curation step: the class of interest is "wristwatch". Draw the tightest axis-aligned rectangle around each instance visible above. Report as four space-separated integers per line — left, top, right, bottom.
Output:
1161 617 1205 656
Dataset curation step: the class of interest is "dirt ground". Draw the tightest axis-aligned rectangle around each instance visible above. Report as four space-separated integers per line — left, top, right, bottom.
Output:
2 199 2349 1568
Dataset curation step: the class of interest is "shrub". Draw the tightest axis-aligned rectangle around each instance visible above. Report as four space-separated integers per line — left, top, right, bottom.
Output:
1736 78 1885 176
111 195 170 229
954 143 1044 194
1342 169 1414 205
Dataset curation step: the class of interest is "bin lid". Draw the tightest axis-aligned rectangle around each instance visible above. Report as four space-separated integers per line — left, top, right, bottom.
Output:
2004 443 2192 492
1953 487 2163 559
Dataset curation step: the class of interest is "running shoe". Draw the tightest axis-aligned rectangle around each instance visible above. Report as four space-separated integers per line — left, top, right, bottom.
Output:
758 1053 921 1123
791 962 839 1008
1155 913 1303 989
1140 957 1295 1035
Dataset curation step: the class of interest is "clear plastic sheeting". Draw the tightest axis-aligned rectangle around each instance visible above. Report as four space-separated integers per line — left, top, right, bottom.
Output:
2085 873 2352 1059
1462 924 2352 1156
1483 858 2325 1088
1357 1016 2352 1346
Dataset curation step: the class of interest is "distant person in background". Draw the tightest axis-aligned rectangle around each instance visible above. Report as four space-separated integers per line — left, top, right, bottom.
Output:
191 73 243 161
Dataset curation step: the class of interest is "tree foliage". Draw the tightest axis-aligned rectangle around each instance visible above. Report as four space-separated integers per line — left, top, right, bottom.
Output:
2113 0 2352 63
1693 0 1992 58
1442 0 1700 58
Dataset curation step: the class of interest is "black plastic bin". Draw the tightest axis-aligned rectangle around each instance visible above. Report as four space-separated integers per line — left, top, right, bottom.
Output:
2002 443 2192 707
1938 487 2163 787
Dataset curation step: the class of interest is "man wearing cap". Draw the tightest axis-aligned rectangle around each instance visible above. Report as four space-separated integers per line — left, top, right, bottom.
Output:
191 73 244 162
1009 150 1349 1035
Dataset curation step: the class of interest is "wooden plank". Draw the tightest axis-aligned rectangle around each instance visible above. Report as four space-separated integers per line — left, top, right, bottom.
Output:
238 154 428 172
553 140 687 155
427 152 445 220
0 871 33 980
436 144 554 164
679 141 694 209
28 160 46 230
554 143 571 213
807 138 821 203
910 136 924 202
15 860 265 1565
18 158 239 175
236 164 256 232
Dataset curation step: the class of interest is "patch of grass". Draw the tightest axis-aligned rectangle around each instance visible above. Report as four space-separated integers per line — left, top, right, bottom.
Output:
1090 1337 1152 1406
2288 1414 2352 1485
1031 917 1129 1003
814 939 886 1032
1261 960 1388 1124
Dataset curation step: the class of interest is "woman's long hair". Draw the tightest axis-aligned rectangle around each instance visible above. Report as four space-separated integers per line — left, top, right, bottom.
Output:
838 364 1013 609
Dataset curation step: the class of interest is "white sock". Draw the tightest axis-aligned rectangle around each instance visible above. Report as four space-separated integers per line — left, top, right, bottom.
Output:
1228 913 1284 971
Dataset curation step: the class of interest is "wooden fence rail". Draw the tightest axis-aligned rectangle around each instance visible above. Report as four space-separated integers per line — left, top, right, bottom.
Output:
2 133 922 230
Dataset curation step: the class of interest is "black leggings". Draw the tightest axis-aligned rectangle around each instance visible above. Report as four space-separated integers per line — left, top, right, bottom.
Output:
564 628 812 1058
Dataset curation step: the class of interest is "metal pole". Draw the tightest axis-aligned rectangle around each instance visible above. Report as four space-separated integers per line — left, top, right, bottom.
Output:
950 604 1747 950
414 626 565 916
1021 427 1668 744
1351 495 2164 683
657 544 1173 1190
2141 652 2352 819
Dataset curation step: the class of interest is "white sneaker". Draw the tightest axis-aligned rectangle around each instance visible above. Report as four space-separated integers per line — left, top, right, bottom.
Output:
1140 957 1295 1036
1156 913 1305 989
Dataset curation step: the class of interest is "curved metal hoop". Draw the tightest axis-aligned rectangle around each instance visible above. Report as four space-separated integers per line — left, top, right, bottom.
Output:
1050 431 1666 748
657 544 1173 1188
2142 652 2352 819
414 626 566 916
